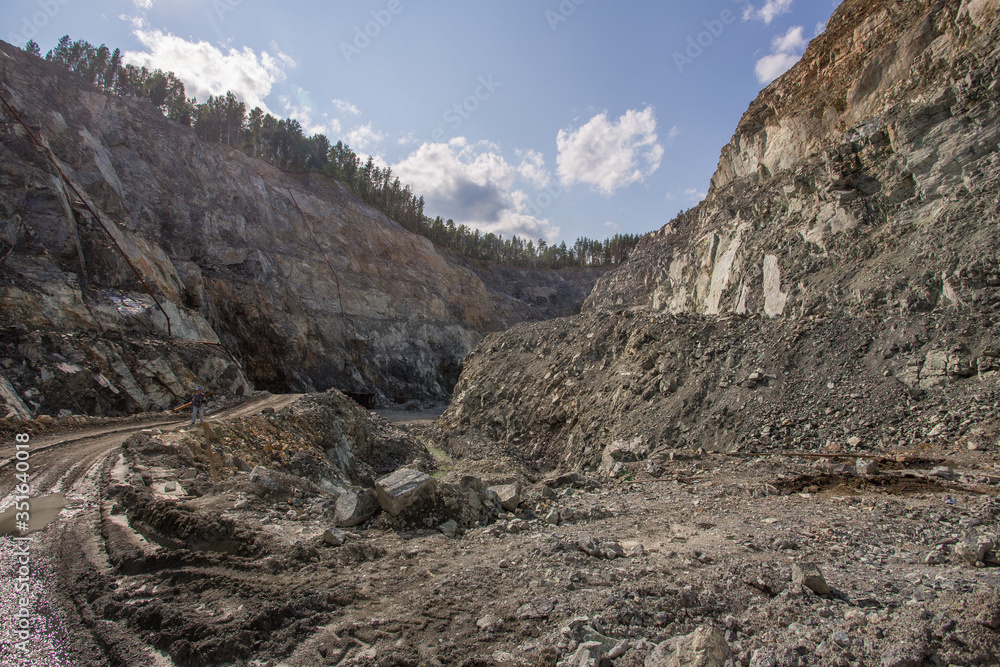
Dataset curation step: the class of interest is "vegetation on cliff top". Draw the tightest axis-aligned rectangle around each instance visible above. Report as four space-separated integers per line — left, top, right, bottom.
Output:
25 36 642 270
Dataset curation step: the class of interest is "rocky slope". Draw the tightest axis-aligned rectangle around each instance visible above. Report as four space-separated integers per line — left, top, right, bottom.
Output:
443 0 1000 468
0 42 605 417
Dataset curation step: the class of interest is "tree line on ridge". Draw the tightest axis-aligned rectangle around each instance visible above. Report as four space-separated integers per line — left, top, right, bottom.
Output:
25 36 643 269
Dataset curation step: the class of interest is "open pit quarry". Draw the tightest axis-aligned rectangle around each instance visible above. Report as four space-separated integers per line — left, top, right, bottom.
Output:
2 0 1000 665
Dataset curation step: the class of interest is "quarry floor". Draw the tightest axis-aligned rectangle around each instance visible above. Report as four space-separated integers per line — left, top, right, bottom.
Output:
1 396 999 667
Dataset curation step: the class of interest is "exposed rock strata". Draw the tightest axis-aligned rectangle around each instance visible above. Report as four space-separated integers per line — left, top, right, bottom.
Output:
444 0 1000 465
588 0 1000 317
0 42 605 416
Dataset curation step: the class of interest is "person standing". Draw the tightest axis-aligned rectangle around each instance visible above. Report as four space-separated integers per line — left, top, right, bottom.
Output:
192 386 206 424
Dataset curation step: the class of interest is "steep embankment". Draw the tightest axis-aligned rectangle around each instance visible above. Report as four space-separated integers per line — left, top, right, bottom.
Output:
0 42 605 417
443 0 1000 468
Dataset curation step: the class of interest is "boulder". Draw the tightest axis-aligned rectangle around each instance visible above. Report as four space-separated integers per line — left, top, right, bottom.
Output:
646 626 732 667
544 471 581 488
486 482 521 512
975 591 1000 629
334 489 379 527
439 519 459 538
792 562 830 596
375 468 436 516
857 459 880 476
880 641 927 667
249 466 280 492
929 466 957 481
515 598 553 620
564 641 606 666
577 532 600 557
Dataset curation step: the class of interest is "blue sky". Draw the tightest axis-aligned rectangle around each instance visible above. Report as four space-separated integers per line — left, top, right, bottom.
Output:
3 0 842 245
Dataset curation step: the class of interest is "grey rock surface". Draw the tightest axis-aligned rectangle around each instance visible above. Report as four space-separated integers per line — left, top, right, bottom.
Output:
0 41 606 416
334 489 379 527
374 468 436 516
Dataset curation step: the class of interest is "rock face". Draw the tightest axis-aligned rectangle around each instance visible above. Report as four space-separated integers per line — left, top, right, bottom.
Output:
587 0 1000 319
0 42 607 416
443 0 1000 466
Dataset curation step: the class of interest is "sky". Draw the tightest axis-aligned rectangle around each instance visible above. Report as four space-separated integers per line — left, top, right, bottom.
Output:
3 0 843 245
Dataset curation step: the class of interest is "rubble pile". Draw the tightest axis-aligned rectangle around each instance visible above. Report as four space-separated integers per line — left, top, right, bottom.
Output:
444 310 1000 471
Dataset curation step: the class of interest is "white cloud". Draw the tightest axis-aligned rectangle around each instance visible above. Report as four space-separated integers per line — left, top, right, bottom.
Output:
332 98 361 116
133 0 152 8
604 220 620 231
515 149 552 189
772 25 806 53
743 0 794 24
393 138 559 241
556 107 664 196
754 25 807 84
754 52 802 83
280 94 341 137
685 188 707 201
124 29 294 114
345 122 387 152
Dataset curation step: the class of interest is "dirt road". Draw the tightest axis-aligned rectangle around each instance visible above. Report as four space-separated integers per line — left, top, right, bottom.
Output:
0 393 300 667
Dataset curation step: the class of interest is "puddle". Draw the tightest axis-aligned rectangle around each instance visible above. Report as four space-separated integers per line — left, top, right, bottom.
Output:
0 494 68 536
420 438 455 479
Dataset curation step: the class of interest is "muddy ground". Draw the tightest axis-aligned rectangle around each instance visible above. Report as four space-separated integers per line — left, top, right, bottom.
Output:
1 395 999 667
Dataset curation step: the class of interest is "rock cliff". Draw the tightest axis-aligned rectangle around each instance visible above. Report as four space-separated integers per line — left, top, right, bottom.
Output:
587 0 1000 317
443 0 1000 468
0 42 606 417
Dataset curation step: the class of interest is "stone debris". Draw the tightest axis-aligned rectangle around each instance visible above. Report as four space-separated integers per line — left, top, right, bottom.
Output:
487 482 522 512
645 626 733 667
375 468 437 516
792 562 831 596
576 532 627 560
334 489 379 527
322 528 346 547
10 2 1000 666
439 519 459 538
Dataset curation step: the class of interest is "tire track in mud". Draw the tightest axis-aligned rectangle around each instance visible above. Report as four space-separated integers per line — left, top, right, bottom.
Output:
0 394 302 666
